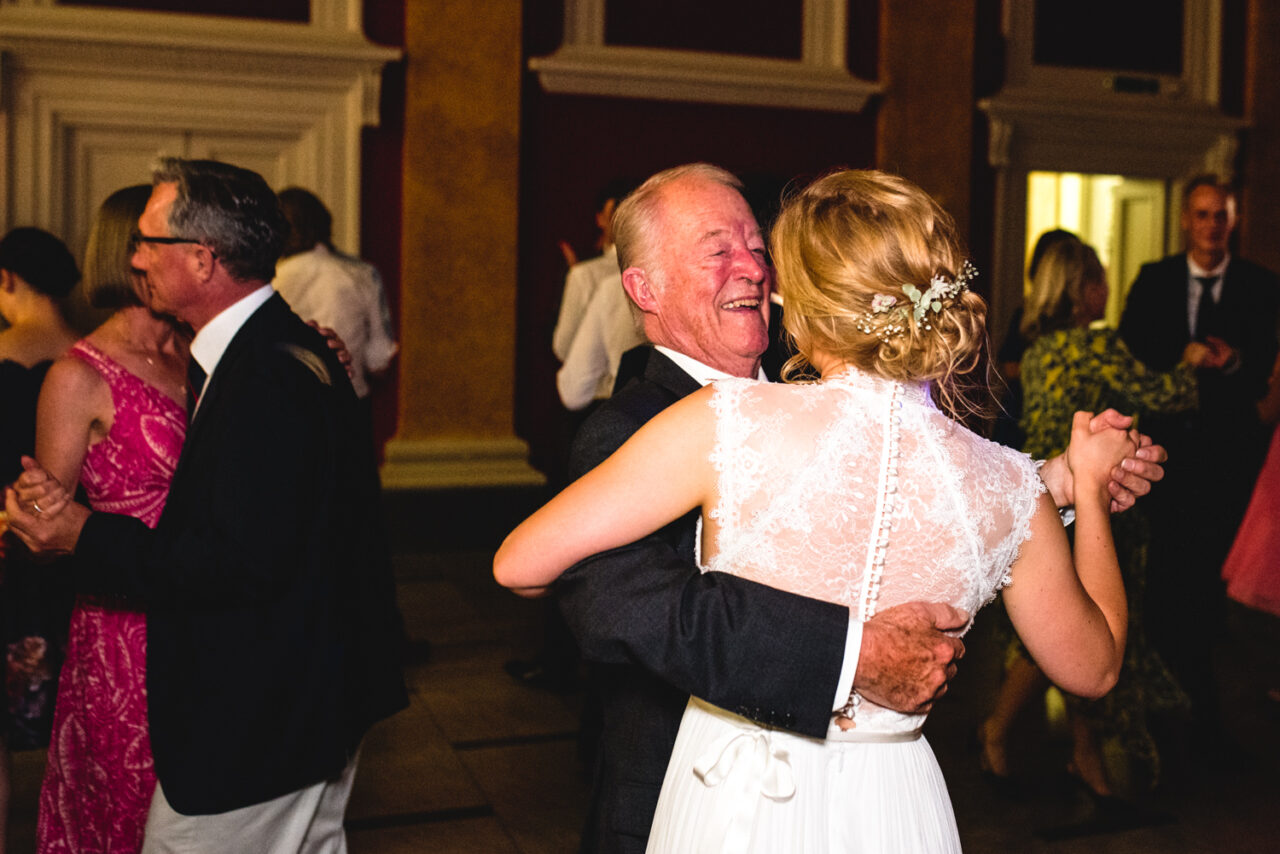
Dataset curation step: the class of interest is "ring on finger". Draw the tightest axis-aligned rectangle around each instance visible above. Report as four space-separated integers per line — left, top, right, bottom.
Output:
32 500 43 514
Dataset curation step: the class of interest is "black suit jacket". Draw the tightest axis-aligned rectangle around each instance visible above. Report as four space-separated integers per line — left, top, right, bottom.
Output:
75 293 407 815
1119 253 1279 426
556 347 848 853
1119 254 1280 578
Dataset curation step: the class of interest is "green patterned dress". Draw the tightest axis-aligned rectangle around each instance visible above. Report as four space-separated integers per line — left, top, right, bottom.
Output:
1020 326 1197 781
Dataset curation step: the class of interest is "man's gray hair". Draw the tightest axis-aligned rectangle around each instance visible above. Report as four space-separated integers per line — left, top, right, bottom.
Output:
152 157 289 283
612 163 744 278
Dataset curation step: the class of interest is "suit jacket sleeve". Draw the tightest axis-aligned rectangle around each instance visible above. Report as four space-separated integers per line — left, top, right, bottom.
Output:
74 341 337 608
554 389 849 738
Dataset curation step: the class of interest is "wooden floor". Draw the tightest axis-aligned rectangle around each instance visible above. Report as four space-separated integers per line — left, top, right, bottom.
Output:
7 486 1278 853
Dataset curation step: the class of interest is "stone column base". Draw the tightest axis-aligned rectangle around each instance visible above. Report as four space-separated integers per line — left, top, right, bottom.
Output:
380 436 546 489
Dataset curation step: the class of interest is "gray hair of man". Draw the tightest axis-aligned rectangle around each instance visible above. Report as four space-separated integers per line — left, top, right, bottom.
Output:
612 162 746 287
151 157 289 284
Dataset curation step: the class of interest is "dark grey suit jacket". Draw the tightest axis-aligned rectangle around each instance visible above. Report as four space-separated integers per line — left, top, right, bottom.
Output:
556 347 848 854
1119 253 1279 423
1119 253 1280 587
76 293 407 815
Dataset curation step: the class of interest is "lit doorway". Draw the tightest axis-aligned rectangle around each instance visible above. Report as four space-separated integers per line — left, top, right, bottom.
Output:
1025 172 1167 326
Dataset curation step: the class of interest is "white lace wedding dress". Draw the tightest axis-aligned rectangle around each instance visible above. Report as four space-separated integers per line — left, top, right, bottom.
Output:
646 368 1045 853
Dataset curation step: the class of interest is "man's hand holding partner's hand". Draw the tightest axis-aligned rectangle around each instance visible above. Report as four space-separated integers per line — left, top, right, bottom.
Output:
4 456 89 556
1039 409 1167 513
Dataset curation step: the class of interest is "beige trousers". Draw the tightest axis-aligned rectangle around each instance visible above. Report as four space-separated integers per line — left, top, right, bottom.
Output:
141 752 359 854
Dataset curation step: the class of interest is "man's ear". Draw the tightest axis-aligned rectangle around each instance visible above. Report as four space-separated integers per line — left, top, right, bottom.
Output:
0 269 13 293
621 266 658 313
190 245 218 282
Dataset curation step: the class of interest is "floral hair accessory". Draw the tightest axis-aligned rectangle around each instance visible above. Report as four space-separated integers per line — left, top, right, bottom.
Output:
857 260 978 340
870 293 898 313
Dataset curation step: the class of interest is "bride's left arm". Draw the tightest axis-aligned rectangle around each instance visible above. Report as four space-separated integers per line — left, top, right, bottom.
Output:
494 386 717 596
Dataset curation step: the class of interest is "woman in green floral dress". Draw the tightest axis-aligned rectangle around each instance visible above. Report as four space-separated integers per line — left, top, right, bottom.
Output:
980 235 1213 798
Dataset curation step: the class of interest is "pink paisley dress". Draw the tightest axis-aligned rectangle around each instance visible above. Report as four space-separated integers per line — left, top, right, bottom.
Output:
36 340 186 854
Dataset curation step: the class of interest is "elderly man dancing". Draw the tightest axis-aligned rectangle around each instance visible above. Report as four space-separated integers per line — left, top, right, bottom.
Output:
545 163 1167 853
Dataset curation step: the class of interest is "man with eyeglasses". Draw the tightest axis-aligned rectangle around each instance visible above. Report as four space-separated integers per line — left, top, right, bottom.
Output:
6 158 407 852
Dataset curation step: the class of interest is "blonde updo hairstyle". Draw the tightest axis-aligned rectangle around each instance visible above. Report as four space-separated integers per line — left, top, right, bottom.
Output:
771 169 994 424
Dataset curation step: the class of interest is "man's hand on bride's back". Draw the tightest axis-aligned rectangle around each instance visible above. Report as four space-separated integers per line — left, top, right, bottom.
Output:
853 602 968 714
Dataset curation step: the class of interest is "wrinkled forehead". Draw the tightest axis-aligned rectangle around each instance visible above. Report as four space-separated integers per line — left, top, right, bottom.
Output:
657 177 762 244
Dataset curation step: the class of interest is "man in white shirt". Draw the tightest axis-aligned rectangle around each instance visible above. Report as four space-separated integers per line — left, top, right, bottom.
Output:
274 188 398 400
555 264 646 411
552 181 634 365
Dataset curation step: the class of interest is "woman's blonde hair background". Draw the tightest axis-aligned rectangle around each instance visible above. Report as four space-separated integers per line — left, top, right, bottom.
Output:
1020 234 1103 340
771 169 994 424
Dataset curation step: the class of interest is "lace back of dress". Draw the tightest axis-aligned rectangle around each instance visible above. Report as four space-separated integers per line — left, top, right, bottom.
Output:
706 372 1045 732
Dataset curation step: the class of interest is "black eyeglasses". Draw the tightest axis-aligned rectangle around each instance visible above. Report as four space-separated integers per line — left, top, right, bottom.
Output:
131 230 204 247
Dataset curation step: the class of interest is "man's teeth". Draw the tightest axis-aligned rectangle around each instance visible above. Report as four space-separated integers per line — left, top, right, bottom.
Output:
722 299 760 309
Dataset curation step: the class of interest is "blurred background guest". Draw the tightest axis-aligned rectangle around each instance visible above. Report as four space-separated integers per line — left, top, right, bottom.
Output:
1118 176 1280 740
0 226 80 854
32 185 187 854
0 227 81 487
1220 352 1280 704
274 187 398 407
980 235 1216 804
551 179 632 368
992 228 1077 449
554 246 644 413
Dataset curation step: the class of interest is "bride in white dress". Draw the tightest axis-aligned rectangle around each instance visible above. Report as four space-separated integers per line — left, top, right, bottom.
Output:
495 169 1131 852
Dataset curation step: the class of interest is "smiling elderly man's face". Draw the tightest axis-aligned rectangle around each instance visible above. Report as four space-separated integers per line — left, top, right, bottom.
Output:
644 176 772 378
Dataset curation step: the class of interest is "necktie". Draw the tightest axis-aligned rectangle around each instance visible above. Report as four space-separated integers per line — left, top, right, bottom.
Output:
186 359 207 414
1194 276 1219 340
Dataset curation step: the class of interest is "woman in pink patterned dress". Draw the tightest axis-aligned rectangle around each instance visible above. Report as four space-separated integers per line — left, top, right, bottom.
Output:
32 185 187 853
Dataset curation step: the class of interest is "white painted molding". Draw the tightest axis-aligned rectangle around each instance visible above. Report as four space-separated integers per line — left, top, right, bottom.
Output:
381 437 547 490
978 91 1246 177
1001 0 1223 105
0 2 399 255
530 0 879 113
4 0 365 30
531 44 878 112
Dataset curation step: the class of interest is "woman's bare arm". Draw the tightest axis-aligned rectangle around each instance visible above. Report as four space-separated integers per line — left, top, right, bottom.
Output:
494 386 717 596
1003 413 1131 698
34 356 112 495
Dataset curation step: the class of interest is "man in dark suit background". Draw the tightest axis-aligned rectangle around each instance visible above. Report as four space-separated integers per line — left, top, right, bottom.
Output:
1119 174 1280 729
6 158 406 851
557 163 1170 853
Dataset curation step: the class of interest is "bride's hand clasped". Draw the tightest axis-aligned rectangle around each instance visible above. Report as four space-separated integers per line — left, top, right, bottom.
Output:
1065 412 1139 501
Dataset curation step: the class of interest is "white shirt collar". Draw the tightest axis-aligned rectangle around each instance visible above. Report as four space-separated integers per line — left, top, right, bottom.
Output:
188 285 275 393
654 345 767 386
1188 253 1230 280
